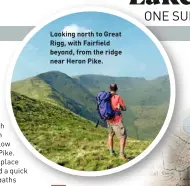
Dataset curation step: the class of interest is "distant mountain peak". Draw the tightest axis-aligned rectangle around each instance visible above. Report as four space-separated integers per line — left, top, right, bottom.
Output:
36 71 72 83
37 70 67 77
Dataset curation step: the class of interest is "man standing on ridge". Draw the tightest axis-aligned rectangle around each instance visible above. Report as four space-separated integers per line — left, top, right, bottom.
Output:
107 83 127 160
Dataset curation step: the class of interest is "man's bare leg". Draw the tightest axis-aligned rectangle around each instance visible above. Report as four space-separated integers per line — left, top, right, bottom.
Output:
108 134 114 154
120 136 127 159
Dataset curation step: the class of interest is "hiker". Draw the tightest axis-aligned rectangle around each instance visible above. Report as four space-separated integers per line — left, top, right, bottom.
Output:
107 83 127 160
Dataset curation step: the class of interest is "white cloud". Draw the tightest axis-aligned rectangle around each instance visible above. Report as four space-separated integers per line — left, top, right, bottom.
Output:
62 24 91 40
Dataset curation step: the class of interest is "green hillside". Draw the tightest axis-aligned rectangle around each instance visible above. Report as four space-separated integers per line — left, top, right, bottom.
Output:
130 104 168 140
12 71 170 140
12 72 101 126
75 74 170 106
11 91 151 171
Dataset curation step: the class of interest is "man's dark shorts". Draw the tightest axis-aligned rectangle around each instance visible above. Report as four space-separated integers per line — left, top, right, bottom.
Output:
107 121 127 139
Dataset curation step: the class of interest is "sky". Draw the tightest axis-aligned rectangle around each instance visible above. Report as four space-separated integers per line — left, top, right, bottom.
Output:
12 12 168 82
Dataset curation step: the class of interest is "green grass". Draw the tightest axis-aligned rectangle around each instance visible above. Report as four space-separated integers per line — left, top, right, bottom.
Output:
12 91 151 171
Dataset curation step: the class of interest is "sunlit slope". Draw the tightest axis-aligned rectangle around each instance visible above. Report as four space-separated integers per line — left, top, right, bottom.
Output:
11 91 151 171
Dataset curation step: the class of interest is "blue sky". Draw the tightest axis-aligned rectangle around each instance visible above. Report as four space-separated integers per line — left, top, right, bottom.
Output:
12 12 168 82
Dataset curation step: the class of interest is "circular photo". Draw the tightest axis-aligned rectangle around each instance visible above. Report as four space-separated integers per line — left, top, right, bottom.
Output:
9 9 175 175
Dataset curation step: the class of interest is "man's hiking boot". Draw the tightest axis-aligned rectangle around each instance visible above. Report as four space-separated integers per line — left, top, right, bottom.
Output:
119 154 128 160
109 150 116 156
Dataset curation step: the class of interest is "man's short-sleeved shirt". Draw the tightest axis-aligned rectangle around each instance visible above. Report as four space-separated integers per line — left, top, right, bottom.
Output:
107 94 126 124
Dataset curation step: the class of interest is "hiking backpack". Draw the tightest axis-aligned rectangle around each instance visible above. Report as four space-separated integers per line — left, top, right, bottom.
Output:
96 91 121 125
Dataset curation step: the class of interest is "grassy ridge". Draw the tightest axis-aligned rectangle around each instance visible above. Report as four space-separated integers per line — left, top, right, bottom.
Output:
12 74 101 126
12 71 170 140
12 91 151 171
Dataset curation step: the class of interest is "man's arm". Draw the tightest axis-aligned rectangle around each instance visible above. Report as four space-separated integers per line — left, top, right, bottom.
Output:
119 96 127 111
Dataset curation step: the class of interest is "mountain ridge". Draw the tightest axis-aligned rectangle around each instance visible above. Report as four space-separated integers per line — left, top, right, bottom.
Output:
74 73 168 80
11 70 170 140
